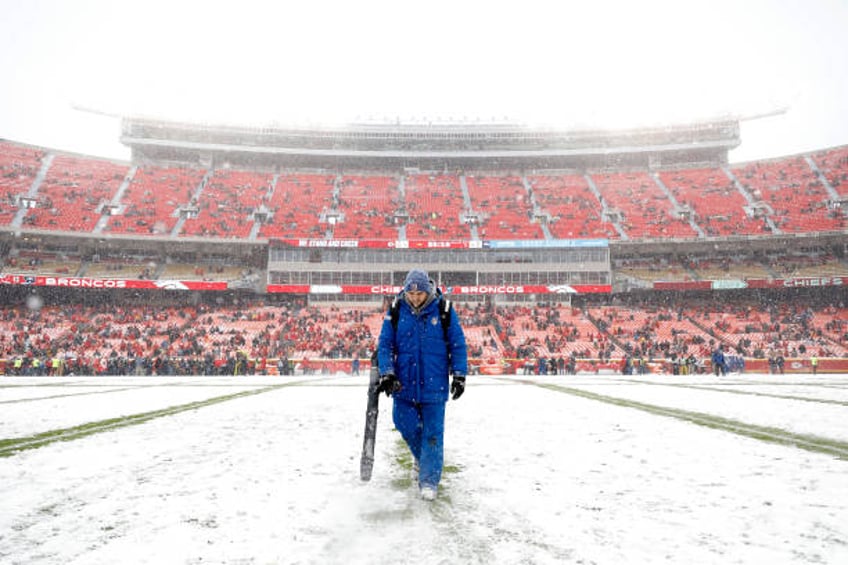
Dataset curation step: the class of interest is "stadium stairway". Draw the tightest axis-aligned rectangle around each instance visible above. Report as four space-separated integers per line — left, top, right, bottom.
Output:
171 214 187 237
458 174 480 240
11 153 54 229
805 156 842 201
397 174 406 201
459 174 472 208
248 216 263 240
650 172 705 237
170 168 214 237
94 165 138 234
583 310 626 354
321 175 343 240
246 172 278 240
250 173 278 240
682 314 735 351
721 165 781 234
584 174 627 239
397 175 407 241
521 175 553 240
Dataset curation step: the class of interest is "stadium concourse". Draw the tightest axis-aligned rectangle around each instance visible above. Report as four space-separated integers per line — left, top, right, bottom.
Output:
1 117 848 375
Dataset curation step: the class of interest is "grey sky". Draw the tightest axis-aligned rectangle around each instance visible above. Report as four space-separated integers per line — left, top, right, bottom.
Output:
1 0 846 163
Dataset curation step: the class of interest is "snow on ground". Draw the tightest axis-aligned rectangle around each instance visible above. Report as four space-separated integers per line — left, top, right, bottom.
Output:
1 373 847 565
529 374 848 442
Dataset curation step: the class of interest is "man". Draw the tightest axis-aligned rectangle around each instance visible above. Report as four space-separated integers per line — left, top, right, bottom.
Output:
376 269 468 501
711 345 726 376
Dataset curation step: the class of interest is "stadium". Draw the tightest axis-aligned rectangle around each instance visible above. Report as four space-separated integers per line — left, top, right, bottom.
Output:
3 3 848 562
2 116 848 563
1 113 847 376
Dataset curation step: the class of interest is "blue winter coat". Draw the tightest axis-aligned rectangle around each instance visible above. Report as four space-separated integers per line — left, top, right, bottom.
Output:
377 291 468 404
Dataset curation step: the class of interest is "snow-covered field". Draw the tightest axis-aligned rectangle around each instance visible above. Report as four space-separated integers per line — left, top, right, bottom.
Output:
1 373 847 565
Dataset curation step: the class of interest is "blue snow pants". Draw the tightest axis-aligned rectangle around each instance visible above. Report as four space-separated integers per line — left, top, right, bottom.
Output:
392 398 446 489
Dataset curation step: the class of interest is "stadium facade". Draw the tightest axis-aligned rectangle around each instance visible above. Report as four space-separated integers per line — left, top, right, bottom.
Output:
1 114 847 305
2 115 848 375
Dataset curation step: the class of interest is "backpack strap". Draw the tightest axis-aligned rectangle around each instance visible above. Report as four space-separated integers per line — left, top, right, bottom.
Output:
439 297 452 342
390 295 452 344
390 297 401 332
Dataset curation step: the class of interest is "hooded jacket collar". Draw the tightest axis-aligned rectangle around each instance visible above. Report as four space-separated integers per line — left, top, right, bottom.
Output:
402 285 440 315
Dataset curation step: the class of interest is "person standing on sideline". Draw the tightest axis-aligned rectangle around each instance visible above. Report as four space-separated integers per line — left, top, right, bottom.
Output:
376 269 468 501
711 345 726 376
810 355 818 375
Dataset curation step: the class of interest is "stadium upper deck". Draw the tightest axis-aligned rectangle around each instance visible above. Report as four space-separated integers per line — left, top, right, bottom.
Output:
119 115 740 170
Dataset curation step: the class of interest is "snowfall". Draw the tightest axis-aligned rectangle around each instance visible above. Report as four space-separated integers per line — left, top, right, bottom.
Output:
1 372 847 565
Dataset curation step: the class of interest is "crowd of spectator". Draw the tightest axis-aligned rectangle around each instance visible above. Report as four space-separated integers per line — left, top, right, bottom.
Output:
1 289 844 376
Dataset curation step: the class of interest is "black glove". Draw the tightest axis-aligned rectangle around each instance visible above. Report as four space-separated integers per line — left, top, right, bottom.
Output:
376 373 401 396
450 374 466 400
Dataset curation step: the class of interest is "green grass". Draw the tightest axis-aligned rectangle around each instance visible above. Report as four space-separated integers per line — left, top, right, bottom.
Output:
532 381 848 461
0 382 301 458
618 378 848 407
390 432 460 505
